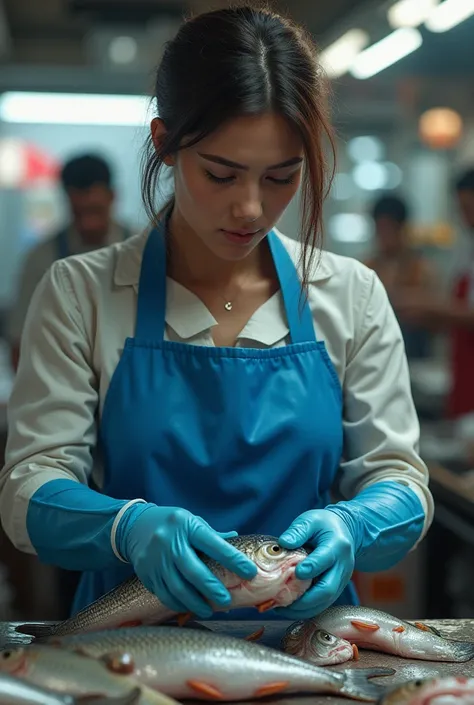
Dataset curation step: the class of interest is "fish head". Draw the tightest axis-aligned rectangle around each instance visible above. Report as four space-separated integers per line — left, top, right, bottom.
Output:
282 621 353 666
207 535 311 610
308 629 354 665
0 647 32 677
378 677 437 705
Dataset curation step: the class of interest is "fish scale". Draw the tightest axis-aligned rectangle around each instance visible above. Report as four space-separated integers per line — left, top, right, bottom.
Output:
53 626 394 702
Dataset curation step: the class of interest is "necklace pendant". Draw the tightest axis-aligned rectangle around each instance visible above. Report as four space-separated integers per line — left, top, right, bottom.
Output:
224 301 233 311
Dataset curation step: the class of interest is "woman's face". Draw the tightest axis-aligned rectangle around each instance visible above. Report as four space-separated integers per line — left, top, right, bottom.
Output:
154 113 304 262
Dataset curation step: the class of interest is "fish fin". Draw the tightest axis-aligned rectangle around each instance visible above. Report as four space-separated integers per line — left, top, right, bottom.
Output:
118 620 143 629
448 641 474 662
254 682 289 697
101 652 136 675
177 612 193 627
392 626 405 633
351 620 380 632
245 627 265 642
413 621 440 635
339 668 395 702
352 644 360 660
187 681 225 700
256 599 276 613
14 622 56 639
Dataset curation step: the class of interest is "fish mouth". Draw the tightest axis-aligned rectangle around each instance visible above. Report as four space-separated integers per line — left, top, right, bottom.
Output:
423 689 474 705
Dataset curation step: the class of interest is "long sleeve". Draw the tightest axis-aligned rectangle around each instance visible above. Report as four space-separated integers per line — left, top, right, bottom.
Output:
337 269 433 546
0 260 133 569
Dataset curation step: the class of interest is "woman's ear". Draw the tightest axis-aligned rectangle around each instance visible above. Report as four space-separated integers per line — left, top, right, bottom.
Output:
151 118 175 167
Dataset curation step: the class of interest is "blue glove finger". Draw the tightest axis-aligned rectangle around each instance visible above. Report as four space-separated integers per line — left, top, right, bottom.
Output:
165 565 214 619
190 519 257 580
295 544 336 581
279 511 318 548
276 568 349 619
177 545 232 608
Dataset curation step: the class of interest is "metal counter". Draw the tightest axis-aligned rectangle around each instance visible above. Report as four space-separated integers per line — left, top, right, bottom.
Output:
1 619 473 704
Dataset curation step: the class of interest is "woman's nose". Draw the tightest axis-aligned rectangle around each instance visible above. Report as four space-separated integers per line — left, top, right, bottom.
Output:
232 185 263 222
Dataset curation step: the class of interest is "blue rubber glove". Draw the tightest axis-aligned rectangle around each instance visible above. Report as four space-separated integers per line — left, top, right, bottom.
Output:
118 503 258 620
275 481 425 619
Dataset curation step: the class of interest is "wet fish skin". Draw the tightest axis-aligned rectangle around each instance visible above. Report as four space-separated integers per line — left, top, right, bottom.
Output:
17 535 311 638
312 605 474 662
0 673 141 705
52 625 394 702
0 645 178 705
378 676 474 704
282 620 355 666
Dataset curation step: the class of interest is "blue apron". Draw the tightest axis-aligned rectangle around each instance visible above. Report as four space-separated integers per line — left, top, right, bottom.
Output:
72 220 358 617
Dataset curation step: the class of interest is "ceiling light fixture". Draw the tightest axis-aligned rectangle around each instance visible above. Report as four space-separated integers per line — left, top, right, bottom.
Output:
388 0 438 28
425 0 474 32
350 28 422 79
320 29 370 78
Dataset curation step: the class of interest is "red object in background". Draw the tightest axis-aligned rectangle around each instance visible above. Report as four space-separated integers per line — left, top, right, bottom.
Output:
24 143 60 185
448 272 474 418
0 138 59 188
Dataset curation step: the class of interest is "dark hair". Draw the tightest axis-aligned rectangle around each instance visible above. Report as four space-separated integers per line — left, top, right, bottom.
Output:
61 154 113 191
142 4 335 287
455 168 474 193
371 195 408 225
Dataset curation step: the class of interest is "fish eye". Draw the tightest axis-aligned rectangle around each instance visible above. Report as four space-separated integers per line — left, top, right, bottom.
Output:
0 648 21 661
316 630 337 645
261 543 285 559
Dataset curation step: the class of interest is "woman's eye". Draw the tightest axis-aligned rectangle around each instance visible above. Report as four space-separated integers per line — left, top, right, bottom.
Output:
267 175 295 185
205 170 234 184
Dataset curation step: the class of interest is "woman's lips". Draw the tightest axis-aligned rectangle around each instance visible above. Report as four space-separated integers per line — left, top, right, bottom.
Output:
220 229 261 245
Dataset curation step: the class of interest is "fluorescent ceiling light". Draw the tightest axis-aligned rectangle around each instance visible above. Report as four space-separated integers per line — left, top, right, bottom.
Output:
0 92 151 126
350 28 422 79
388 0 438 28
320 29 369 78
425 0 474 32
329 213 371 242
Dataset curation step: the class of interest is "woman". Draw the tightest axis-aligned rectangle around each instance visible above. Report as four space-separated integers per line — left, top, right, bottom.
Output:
0 6 432 621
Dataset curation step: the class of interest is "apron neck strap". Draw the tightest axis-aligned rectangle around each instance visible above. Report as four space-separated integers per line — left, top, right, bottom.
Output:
267 231 316 344
136 224 316 344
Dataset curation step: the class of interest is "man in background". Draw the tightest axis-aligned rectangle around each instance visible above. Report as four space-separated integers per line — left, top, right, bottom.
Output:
365 194 436 359
395 168 474 418
7 153 131 370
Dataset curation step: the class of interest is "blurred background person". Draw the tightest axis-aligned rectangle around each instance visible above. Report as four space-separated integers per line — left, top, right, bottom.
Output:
6 153 132 371
365 194 437 360
395 169 474 419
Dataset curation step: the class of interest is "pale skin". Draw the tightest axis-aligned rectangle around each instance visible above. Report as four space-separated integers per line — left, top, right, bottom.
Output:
151 113 305 347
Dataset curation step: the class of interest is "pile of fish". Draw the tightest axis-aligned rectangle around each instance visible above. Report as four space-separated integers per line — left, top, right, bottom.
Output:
281 605 474 665
2 534 474 704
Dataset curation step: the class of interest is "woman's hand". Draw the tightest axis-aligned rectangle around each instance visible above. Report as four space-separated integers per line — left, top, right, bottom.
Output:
274 510 355 619
122 505 258 619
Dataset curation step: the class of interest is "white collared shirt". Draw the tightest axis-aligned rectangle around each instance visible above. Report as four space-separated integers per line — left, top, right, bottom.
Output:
0 228 434 553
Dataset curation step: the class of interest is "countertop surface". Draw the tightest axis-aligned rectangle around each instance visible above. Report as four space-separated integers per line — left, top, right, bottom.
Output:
1 619 474 704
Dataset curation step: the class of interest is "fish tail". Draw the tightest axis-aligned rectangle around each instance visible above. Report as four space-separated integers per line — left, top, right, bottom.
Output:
339 668 395 702
14 622 56 639
451 641 474 662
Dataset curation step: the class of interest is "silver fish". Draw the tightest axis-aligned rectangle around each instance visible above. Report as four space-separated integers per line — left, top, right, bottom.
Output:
282 619 357 665
378 676 474 704
0 645 179 705
17 535 311 638
51 625 394 702
311 605 474 662
0 672 141 705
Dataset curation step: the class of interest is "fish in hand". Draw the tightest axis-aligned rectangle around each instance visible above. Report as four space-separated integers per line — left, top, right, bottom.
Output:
50 625 395 702
17 535 311 638
281 619 358 665
0 645 179 705
307 605 474 662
